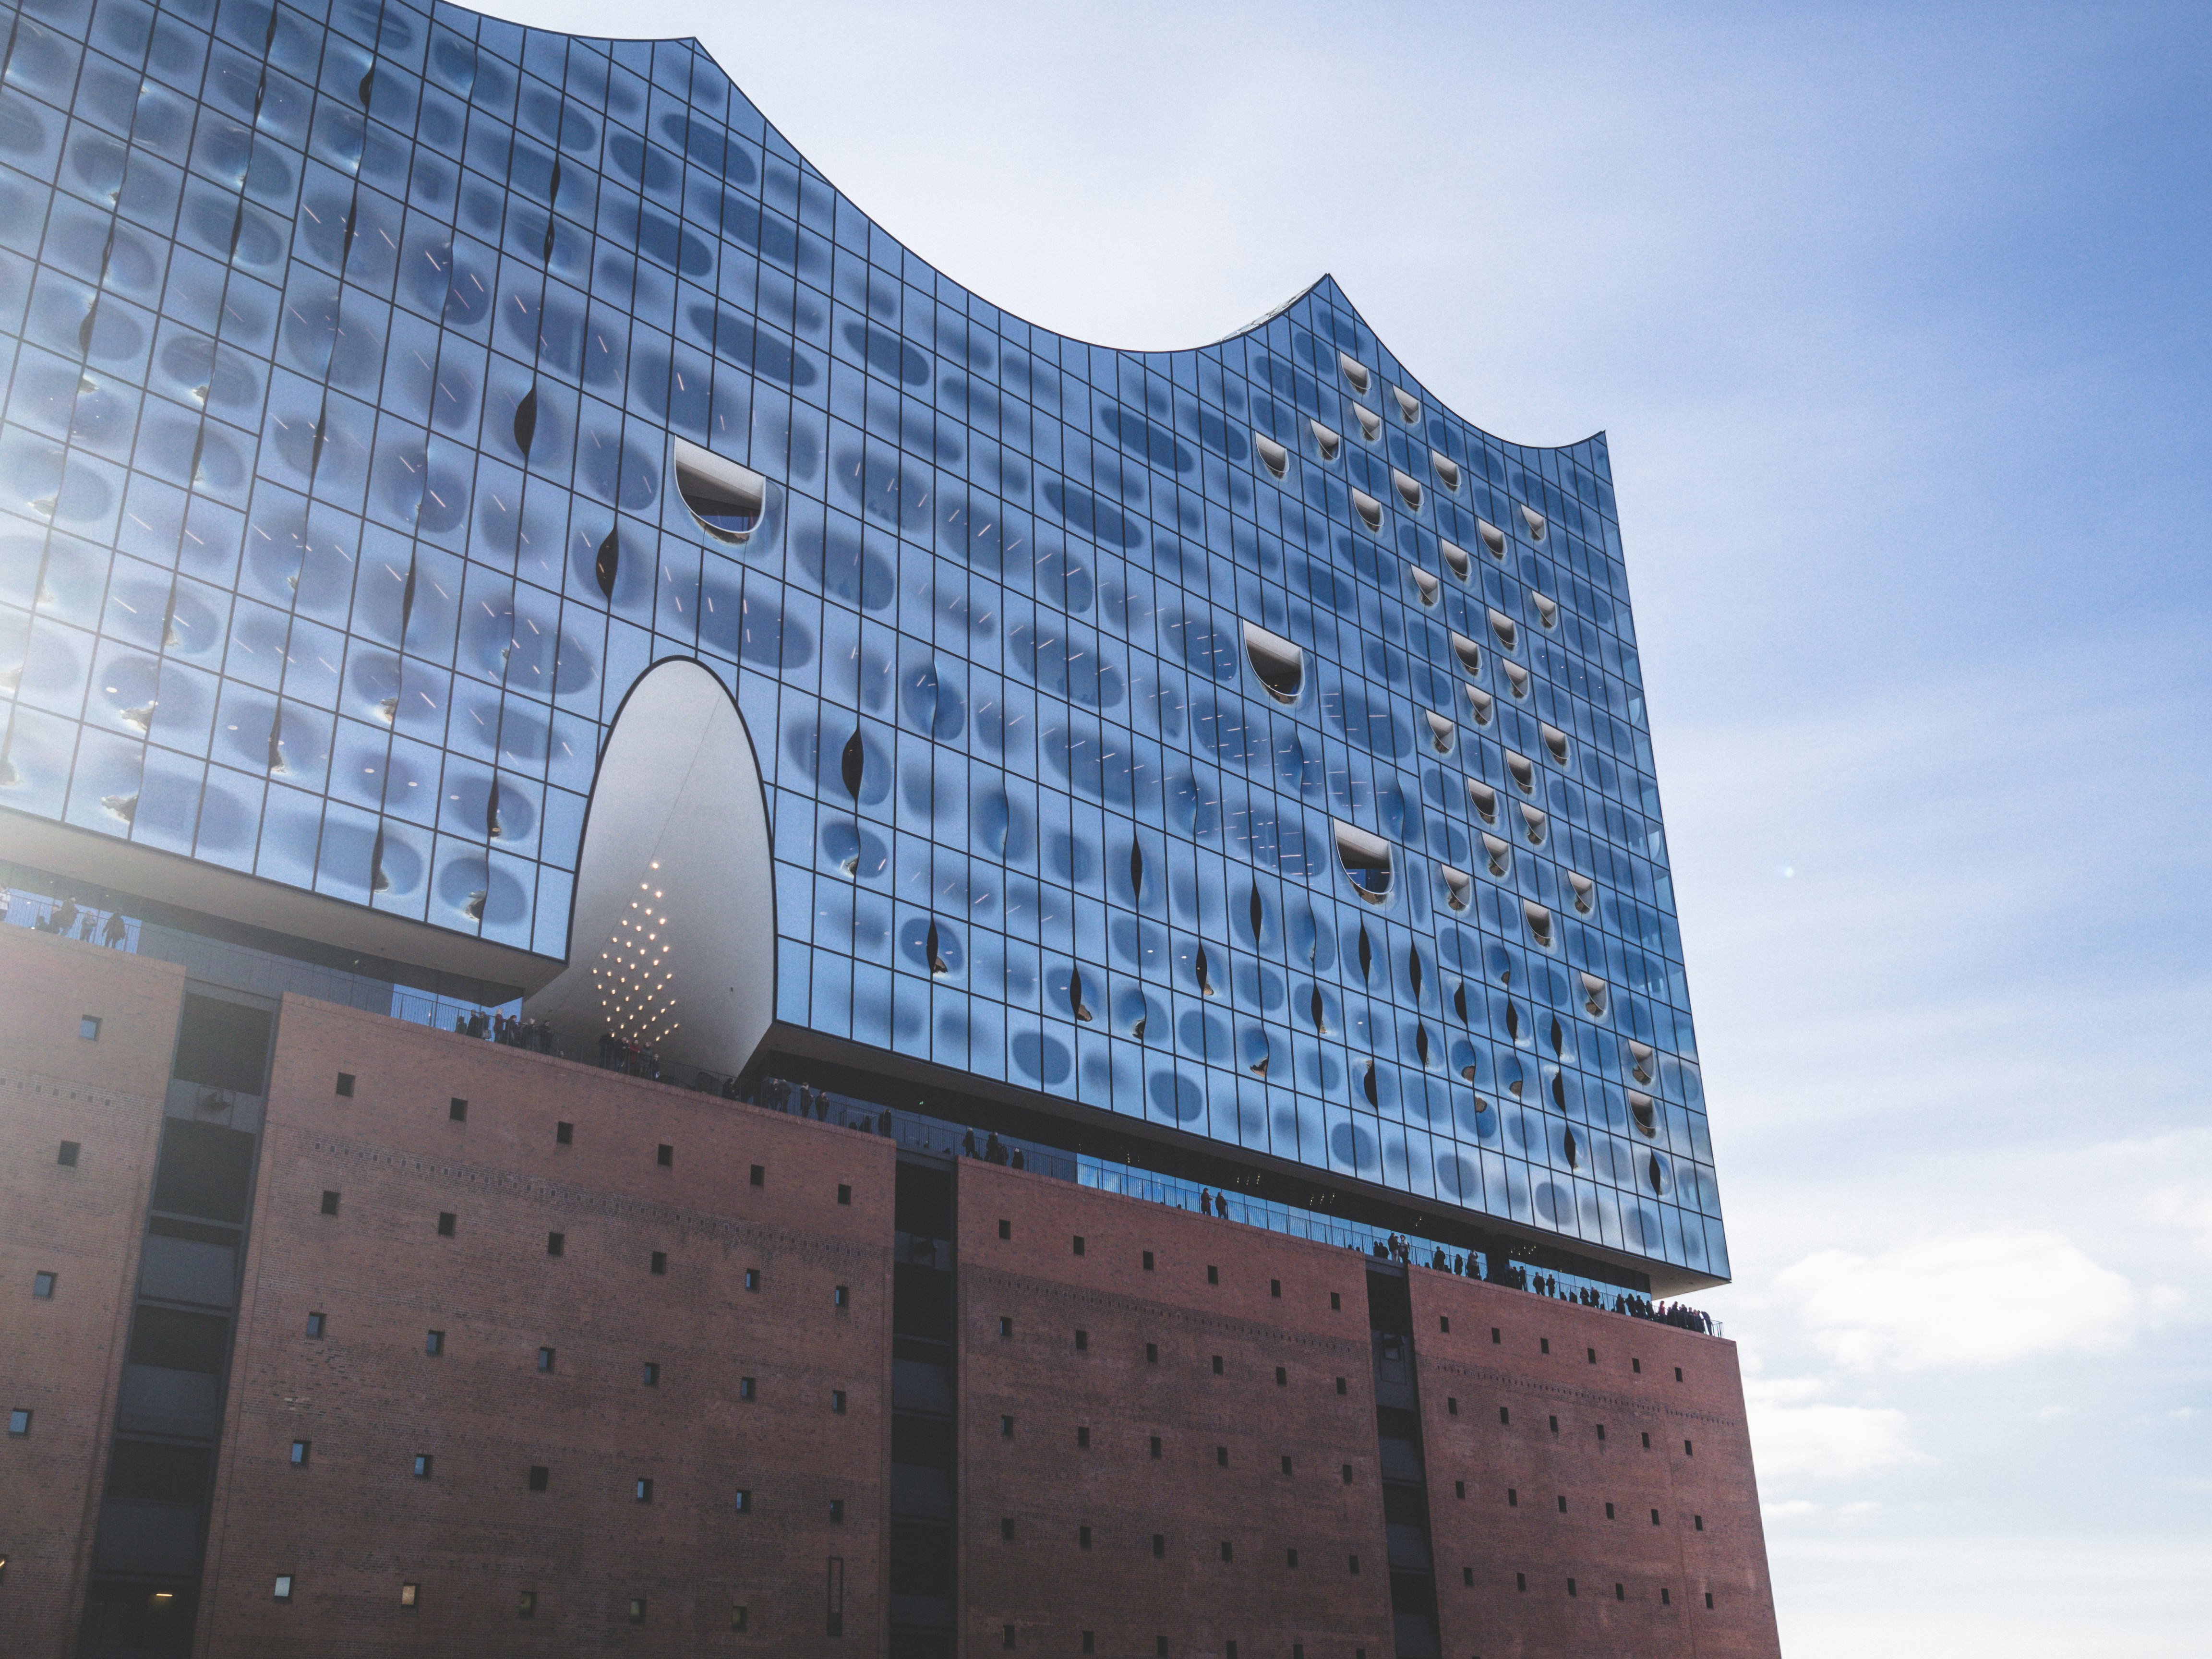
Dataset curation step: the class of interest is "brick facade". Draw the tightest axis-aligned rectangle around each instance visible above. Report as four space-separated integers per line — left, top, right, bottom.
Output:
0 929 185 1659
0 938 1779 1658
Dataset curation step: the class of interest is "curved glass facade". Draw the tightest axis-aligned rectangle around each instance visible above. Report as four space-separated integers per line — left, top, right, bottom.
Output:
0 0 1726 1280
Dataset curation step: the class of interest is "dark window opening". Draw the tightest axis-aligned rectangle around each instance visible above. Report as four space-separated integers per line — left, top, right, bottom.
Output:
449 1098 468 1122
436 1212 455 1237
657 1144 673 1167
837 1183 851 1205
749 1165 764 1187
547 1232 564 1256
529 1466 549 1491
556 1121 573 1145
57 1141 80 1167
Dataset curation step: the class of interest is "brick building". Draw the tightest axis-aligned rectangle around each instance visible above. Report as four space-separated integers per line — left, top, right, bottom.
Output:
3 927 1776 1656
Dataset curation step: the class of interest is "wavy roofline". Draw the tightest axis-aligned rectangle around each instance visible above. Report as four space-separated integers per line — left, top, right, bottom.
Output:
446 9 1611 469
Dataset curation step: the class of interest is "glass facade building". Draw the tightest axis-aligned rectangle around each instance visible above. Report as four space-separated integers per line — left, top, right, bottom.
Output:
0 0 1727 1286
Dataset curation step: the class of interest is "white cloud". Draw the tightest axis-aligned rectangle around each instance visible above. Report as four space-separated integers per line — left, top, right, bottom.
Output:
1745 1375 1925 1486
1775 1230 2178 1370
2148 1184 2212 1257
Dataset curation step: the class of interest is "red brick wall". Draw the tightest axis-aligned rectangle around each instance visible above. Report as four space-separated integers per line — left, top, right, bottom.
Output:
1406 1270 1780 1659
194 994 897 1656
0 928 185 1659
957 1159 1397 1659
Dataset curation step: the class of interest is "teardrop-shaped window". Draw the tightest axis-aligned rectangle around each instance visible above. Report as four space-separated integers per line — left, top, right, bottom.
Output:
1467 780 1498 824
266 705 287 774
1523 901 1554 949
1351 490 1383 532
401 556 420 633
1310 420 1341 461
1356 922 1374 982
1339 352 1370 393
1070 965 1094 1022
1568 872 1595 914
673 436 767 544
840 730 865 798
1439 865 1472 911
1562 1126 1581 1170
1335 821 1393 905
1482 833 1511 878
1393 469 1423 512
1362 1060 1379 1106
1503 662 1530 700
1520 804 1548 846
1478 519 1506 557
1454 980 1470 1023
358 66 376 108
1243 622 1304 704
1393 386 1420 423
1629 1091 1658 1137
1504 1001 1522 1042
1506 752 1535 794
1432 451 1460 491
1414 1022 1431 1067
1627 1041 1655 1085
1407 948 1424 1000
1248 883 1265 939
1533 593 1559 630
1488 609 1518 653
1353 404 1382 442
1548 1014 1565 1056
1580 972 1608 1017
1542 723 1570 766
1130 841 1145 900
485 775 504 839
1522 505 1547 541
1646 1151 1671 1195
513 385 539 457
1425 711 1455 754
369 826 389 891
1254 432 1289 478
1450 632 1482 677
926 920 949 974
1245 1026 1271 1077
1409 565 1439 607
1465 686 1494 725
1309 983 1327 1032
1194 944 1215 997
1441 539 1469 579
595 529 619 600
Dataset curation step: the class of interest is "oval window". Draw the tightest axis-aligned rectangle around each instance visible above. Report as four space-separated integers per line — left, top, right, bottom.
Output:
1467 780 1498 824
1450 632 1483 677
1523 900 1554 949
1243 622 1304 704
1338 352 1370 394
1254 432 1289 478
673 437 766 544
1425 710 1455 754
1440 539 1469 579
1488 609 1518 653
1353 404 1382 442
1310 420 1341 461
1432 451 1460 491
1506 752 1535 794
1521 504 1547 541
1409 565 1439 607
1334 821 1394 906
1439 865 1472 912
1394 469 1423 512
1477 519 1506 557
1464 686 1494 726
1351 490 1384 532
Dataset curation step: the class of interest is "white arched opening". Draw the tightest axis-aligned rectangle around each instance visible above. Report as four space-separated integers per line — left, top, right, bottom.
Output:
527 660 775 1081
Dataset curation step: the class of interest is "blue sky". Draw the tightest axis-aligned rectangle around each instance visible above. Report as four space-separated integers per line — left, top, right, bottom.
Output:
495 3 2212 1648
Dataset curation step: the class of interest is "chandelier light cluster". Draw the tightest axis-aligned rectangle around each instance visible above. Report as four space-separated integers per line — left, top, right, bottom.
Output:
590 860 681 1048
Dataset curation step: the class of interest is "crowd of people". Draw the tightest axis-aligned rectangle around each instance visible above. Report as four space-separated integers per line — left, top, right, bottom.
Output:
1338 1232 1715 1333
3 892 130 946
448 1008 556 1051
